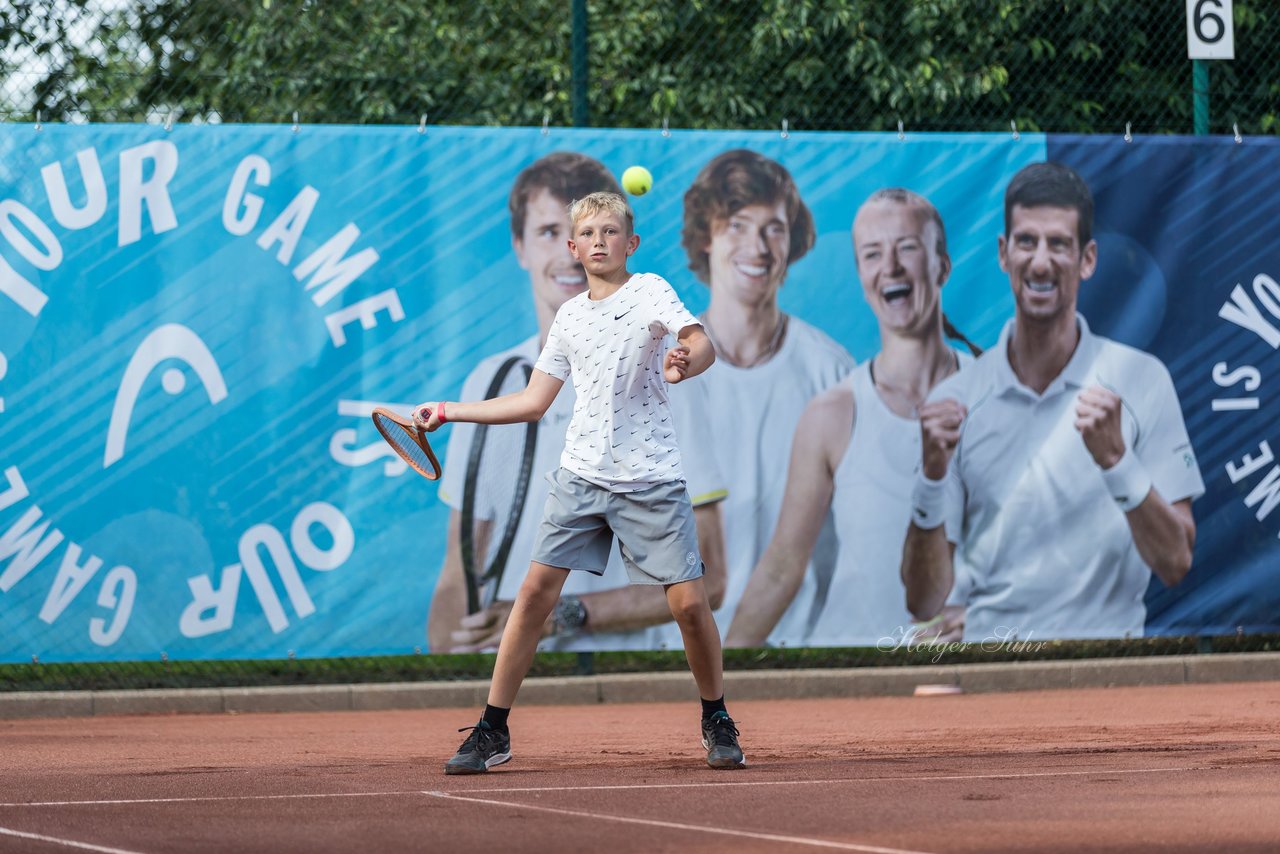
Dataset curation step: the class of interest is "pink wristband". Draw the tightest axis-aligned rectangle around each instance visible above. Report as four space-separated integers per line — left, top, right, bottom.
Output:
437 401 448 424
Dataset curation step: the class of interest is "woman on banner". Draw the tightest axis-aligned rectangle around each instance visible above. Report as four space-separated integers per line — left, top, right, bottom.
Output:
727 188 978 648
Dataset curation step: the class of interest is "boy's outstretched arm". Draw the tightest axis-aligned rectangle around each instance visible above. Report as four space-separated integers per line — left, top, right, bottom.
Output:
416 369 563 430
665 325 715 384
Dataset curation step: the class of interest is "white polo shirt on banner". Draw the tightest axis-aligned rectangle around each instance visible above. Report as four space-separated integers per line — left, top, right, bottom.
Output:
931 315 1204 641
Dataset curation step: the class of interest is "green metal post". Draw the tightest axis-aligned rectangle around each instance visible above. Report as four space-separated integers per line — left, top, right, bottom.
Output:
572 0 593 676
1193 59 1210 135
571 0 589 127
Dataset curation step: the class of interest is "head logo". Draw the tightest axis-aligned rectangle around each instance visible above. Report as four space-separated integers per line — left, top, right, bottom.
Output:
104 324 227 468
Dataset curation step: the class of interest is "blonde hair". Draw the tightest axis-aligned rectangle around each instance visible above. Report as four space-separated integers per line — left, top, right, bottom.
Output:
568 191 634 234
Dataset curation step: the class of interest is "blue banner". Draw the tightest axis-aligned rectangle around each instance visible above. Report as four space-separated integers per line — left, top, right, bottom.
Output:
0 125 1276 662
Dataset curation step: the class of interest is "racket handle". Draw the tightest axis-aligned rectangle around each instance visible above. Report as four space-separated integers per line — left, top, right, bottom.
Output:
415 401 448 428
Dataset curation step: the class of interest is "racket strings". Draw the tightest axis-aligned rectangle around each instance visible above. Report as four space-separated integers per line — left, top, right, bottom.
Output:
373 413 439 479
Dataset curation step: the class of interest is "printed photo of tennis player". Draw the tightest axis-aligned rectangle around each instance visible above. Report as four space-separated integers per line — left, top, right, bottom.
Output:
428 151 726 654
657 149 855 650
726 188 981 649
901 161 1205 641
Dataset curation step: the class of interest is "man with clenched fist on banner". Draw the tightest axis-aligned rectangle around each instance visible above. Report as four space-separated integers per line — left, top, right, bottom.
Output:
900 161 1205 641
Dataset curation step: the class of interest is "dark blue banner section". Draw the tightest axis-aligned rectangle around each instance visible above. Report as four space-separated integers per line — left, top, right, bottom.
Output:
1050 136 1280 635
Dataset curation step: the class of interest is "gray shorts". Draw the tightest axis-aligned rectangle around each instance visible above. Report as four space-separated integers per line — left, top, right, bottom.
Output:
531 468 705 585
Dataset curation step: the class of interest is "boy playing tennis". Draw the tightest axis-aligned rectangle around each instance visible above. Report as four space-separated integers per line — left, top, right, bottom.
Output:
415 191 745 774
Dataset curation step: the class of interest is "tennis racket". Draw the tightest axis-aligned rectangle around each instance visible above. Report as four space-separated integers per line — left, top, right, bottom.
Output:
371 408 442 480
459 356 538 614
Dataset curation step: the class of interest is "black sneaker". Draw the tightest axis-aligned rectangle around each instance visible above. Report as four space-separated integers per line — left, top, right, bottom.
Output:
444 720 512 775
701 710 746 769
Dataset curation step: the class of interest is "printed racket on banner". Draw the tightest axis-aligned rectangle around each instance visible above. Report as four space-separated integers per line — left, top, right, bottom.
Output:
460 356 538 614
371 408 443 480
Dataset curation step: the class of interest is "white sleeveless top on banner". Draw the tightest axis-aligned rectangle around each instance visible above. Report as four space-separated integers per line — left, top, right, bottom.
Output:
808 352 972 647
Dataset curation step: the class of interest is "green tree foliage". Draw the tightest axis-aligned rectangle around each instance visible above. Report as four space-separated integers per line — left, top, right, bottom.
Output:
3 0 1277 134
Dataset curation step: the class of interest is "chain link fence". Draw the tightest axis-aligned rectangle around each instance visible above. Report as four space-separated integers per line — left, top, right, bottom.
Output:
3 0 1278 134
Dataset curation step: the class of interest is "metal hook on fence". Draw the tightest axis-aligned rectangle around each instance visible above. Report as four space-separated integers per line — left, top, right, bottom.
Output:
897 119 905 141
541 112 551 136
164 111 175 132
661 117 670 138
1233 122 1243 144
1123 122 1132 143
780 118 789 139
34 109 42 132
292 111 300 134
1010 119 1020 141
418 114 428 134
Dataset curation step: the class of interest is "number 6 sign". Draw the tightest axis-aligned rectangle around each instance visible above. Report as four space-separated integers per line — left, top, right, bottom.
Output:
1187 0 1234 60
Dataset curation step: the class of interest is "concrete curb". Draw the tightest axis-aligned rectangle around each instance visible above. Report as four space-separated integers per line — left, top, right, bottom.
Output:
2 652 1277 719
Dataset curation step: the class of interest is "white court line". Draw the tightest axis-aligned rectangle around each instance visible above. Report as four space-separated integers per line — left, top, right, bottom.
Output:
0 825 144 854
461 765 1201 794
0 766 1200 809
424 789 934 854
0 791 411 808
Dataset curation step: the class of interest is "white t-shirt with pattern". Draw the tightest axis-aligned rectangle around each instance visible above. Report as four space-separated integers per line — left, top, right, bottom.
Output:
535 272 700 492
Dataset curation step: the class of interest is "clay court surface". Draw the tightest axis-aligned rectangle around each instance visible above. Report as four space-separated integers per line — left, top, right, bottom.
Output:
1 681 1277 853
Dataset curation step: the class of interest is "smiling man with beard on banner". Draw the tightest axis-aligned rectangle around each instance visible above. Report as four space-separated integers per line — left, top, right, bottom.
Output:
901 161 1205 642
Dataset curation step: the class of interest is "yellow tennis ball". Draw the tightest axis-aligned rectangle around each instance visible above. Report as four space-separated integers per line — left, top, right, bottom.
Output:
621 165 653 196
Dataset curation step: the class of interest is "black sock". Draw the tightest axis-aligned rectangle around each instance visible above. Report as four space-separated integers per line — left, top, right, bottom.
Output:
482 703 510 732
700 695 727 721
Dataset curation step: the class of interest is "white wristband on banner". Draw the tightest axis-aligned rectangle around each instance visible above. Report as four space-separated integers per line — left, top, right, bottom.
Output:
1100 448 1152 512
910 471 948 530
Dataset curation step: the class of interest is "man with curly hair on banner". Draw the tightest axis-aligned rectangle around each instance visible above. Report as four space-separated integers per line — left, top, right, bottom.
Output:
655 149 855 650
